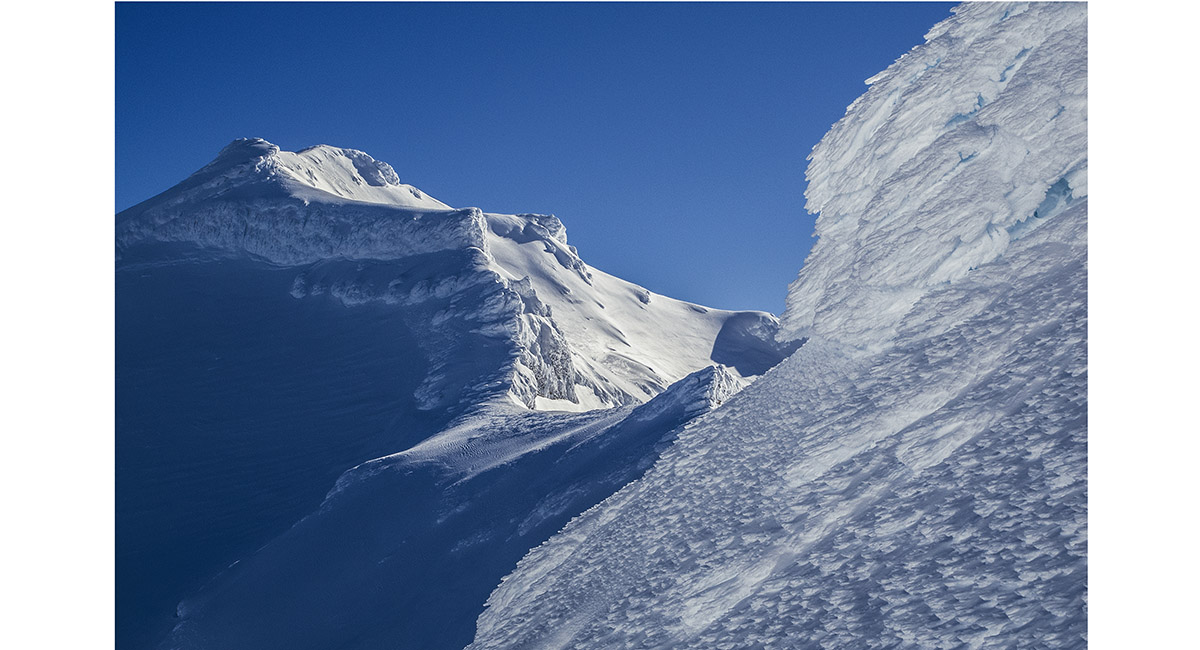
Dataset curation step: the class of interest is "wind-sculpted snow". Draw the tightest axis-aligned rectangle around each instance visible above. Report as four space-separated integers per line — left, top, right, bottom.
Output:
780 2 1086 348
160 366 746 650
470 3 1086 648
711 312 804 376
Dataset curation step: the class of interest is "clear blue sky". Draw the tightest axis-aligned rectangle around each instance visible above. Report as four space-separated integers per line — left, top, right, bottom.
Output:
117 1 955 314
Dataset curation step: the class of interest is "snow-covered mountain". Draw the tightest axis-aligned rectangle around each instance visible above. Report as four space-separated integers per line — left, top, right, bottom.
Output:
469 3 1086 648
117 138 792 648
118 138 791 413
119 3 1085 649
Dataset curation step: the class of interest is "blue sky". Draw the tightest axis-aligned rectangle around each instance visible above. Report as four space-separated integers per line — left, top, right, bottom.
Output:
117 1 955 313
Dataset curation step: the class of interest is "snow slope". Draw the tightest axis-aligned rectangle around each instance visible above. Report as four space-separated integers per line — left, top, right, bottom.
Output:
160 366 745 650
469 3 1087 648
117 140 791 649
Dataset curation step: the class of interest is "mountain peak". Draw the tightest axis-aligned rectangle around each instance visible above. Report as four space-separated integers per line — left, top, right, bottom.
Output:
118 137 790 414
120 138 451 219
292 144 401 186
263 139 449 210
216 136 280 161
271 143 440 207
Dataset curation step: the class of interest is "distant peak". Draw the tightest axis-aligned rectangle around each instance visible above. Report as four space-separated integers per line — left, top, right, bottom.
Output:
180 137 281 183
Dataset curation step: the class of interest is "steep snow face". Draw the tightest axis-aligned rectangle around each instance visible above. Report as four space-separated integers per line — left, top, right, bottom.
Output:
780 2 1087 349
117 140 787 413
470 3 1086 649
160 367 747 650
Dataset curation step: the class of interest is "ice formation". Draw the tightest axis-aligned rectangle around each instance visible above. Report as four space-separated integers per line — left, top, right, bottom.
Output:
468 3 1087 648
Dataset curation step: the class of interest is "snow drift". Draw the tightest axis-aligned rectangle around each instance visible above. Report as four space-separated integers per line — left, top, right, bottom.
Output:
469 3 1087 648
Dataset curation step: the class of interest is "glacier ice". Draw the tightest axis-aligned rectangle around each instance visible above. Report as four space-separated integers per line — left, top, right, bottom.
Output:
468 3 1087 648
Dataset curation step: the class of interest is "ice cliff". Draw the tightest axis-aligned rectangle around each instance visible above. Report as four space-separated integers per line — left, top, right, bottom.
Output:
469 3 1087 648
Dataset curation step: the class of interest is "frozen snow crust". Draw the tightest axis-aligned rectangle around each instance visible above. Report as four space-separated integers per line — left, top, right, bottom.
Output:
469 3 1086 649
117 139 786 413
